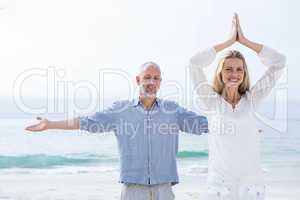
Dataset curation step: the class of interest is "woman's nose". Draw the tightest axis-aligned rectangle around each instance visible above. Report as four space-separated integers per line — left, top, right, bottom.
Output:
230 71 239 77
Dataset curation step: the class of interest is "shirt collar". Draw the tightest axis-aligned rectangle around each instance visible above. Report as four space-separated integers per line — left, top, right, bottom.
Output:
132 97 161 108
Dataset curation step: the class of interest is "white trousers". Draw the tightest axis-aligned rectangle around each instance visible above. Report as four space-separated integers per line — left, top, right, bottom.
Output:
121 183 175 200
206 175 265 200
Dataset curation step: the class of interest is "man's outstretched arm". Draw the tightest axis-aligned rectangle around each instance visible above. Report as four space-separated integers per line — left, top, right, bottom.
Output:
25 117 80 132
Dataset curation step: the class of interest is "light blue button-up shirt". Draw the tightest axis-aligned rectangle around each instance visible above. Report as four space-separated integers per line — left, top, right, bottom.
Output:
79 98 208 185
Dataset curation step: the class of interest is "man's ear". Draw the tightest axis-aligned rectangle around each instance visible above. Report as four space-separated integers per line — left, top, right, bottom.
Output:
136 76 140 85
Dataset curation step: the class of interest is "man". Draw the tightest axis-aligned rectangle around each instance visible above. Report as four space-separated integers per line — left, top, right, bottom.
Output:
25 62 208 200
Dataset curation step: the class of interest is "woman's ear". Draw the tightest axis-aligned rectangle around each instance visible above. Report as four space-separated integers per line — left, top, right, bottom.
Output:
219 72 224 83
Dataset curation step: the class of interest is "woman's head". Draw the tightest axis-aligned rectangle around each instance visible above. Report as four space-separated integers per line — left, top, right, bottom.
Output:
212 50 250 95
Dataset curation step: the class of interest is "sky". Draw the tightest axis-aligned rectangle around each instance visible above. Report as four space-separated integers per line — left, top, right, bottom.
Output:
0 0 299 118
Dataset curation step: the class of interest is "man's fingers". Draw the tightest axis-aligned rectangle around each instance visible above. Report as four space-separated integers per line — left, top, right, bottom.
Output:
25 123 42 131
25 126 36 131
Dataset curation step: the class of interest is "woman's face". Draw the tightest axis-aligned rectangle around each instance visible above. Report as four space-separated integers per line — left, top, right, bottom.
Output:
221 58 245 88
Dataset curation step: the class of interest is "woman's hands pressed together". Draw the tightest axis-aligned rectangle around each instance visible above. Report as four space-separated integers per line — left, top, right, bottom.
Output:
214 13 263 53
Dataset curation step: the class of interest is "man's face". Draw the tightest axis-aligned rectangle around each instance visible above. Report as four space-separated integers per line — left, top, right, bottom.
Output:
136 65 161 98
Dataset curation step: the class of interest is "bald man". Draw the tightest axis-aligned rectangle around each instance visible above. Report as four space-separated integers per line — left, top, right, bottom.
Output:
25 62 208 200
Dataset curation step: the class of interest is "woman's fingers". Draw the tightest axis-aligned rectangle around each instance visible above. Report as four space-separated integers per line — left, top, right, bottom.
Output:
235 14 240 32
234 13 238 23
236 14 243 34
232 14 237 29
235 13 241 32
235 14 248 45
230 13 238 42
235 13 240 25
232 14 236 24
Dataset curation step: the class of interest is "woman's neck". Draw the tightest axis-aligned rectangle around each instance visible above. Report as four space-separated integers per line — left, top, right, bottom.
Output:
222 87 241 105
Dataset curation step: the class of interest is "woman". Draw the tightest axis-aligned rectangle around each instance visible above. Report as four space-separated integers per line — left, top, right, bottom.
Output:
189 14 286 200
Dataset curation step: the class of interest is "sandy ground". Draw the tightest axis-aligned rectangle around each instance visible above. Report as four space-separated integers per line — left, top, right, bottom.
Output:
0 169 299 200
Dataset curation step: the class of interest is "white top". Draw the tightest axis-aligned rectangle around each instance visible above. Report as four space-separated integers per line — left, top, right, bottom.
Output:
189 46 286 183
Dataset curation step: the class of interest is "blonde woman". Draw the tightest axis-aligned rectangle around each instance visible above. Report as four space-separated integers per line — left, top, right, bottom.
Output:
189 14 286 200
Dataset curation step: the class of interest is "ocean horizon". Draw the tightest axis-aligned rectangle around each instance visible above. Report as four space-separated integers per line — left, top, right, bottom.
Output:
0 117 299 177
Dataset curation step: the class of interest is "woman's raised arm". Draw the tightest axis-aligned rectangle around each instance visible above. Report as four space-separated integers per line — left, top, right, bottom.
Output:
236 14 263 53
235 14 287 105
189 14 238 112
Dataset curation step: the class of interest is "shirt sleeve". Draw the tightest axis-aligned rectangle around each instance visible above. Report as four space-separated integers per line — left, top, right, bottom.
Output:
189 47 219 112
79 101 122 133
176 104 209 135
250 46 287 107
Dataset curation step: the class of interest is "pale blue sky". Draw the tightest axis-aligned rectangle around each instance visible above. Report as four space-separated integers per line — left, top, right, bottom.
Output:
0 0 298 113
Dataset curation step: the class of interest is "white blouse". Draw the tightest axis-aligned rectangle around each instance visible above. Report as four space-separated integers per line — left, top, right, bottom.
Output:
189 46 286 183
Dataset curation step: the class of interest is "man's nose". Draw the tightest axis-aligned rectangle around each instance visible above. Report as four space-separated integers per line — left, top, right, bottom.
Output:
145 79 156 84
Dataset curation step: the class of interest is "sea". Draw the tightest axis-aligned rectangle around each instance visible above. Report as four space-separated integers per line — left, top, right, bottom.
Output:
0 118 299 178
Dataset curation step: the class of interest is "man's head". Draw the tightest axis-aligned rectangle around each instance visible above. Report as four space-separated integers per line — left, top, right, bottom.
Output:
136 62 162 98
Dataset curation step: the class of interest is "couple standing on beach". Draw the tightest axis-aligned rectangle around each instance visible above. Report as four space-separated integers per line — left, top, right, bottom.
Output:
25 14 286 200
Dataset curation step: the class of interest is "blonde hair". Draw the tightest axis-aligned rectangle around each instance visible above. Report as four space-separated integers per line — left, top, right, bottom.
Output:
212 50 250 95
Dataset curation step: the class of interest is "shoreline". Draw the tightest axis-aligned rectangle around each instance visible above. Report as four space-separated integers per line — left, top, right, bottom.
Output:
0 168 299 200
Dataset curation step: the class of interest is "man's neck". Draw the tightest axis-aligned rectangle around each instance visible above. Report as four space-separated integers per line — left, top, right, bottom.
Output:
139 96 156 111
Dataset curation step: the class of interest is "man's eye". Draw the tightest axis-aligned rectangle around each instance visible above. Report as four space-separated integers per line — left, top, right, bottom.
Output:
154 77 161 80
144 76 151 80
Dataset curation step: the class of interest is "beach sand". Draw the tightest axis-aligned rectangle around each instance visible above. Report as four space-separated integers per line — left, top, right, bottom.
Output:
0 168 299 200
